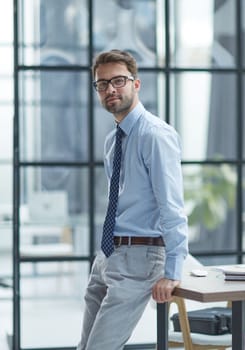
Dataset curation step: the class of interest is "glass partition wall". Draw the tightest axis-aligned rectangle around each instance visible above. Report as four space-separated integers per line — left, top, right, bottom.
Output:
0 2 14 349
1 0 242 349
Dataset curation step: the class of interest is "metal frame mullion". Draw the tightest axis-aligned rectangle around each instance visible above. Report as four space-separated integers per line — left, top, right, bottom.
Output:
13 0 21 349
88 0 96 268
236 0 244 263
164 0 170 124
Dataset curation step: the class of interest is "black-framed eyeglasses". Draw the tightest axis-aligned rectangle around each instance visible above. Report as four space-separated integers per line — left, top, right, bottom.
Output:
93 75 135 92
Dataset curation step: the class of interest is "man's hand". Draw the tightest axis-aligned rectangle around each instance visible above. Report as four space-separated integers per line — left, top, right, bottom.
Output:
152 278 180 303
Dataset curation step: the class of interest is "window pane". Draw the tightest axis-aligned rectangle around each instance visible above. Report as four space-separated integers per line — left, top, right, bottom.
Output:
18 0 88 66
0 165 12 214
183 164 237 254
20 167 89 256
170 0 236 68
0 160 13 345
198 255 237 266
0 48 13 75
170 72 237 160
0 77 13 103
93 0 160 67
0 222 13 296
0 109 13 159
19 71 89 162
0 289 12 350
0 2 13 42
20 261 89 348
0 0 13 334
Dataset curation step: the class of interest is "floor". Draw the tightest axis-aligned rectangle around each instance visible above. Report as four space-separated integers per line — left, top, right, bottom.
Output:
0 299 159 349
0 291 232 350
0 268 167 350
0 244 173 350
0 291 185 350
0 254 230 350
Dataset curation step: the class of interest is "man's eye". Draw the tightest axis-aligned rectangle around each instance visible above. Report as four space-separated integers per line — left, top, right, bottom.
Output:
114 78 124 85
98 81 107 88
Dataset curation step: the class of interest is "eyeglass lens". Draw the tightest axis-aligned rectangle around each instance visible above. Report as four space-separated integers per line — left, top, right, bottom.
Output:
95 76 132 91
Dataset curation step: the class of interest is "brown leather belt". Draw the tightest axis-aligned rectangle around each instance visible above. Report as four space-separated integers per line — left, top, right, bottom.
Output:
114 236 165 247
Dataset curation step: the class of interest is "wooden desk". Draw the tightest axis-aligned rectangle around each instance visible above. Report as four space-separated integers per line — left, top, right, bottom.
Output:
157 266 245 350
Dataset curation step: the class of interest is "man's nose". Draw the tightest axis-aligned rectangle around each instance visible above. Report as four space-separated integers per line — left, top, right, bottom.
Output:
105 82 116 93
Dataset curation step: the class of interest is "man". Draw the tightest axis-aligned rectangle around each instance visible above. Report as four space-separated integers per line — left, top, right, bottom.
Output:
77 49 188 350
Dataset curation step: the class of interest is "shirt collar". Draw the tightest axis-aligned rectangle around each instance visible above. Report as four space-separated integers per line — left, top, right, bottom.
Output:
118 102 144 136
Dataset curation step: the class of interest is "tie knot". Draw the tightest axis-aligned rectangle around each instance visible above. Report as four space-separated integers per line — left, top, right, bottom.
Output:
116 126 124 138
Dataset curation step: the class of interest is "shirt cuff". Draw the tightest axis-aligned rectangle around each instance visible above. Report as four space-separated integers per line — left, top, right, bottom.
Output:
164 254 186 281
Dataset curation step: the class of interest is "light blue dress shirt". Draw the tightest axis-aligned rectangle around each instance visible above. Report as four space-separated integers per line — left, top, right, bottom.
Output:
103 102 188 280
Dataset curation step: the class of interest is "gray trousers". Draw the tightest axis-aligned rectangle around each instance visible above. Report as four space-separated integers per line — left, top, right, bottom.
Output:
77 244 165 350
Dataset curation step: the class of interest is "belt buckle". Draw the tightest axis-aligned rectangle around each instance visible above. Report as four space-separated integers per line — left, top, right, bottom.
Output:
115 236 122 248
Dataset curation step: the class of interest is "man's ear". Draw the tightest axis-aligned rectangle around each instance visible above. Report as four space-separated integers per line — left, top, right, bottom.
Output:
134 78 141 91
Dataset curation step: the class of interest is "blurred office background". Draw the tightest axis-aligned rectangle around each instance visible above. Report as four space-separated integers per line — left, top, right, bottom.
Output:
0 0 244 349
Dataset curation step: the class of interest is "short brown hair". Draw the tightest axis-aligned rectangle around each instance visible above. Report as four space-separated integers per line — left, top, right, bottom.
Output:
92 49 138 79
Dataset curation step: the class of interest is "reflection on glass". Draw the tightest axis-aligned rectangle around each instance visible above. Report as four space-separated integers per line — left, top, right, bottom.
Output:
20 261 89 348
183 164 237 253
19 0 88 66
93 0 158 67
170 0 236 67
19 71 89 162
170 72 236 160
20 167 89 256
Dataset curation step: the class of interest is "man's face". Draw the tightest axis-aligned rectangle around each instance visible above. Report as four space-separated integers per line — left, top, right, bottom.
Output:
94 62 140 121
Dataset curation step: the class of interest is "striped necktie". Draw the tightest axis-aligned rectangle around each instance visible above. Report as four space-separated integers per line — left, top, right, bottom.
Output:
101 126 124 257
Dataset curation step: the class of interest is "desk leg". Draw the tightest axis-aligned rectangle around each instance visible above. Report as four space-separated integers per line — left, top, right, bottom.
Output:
232 300 245 350
157 303 168 350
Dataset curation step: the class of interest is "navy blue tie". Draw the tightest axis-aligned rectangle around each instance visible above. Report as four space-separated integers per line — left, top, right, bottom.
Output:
101 126 124 257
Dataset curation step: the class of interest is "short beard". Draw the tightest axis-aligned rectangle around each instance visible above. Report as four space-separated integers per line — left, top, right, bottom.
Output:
103 95 134 115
